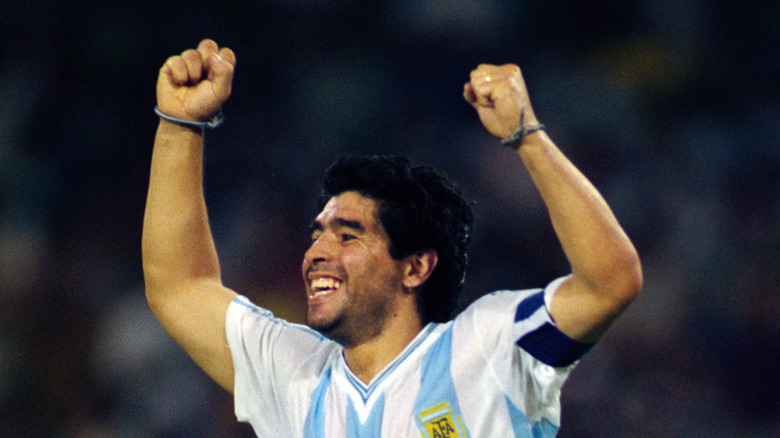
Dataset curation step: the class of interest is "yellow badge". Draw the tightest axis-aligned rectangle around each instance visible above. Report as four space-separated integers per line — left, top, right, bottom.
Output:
418 402 466 438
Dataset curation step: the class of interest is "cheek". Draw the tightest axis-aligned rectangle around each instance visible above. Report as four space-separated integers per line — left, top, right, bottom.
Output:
301 259 311 283
301 257 310 274
343 246 385 271
346 253 404 289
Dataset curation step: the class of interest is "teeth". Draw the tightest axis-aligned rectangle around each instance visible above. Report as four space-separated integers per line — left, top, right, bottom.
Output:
310 278 341 296
312 290 332 298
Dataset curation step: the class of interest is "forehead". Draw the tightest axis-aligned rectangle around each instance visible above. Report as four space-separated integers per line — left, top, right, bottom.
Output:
315 191 382 228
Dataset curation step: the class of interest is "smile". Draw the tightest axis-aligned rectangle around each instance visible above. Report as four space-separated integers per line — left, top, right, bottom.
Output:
309 277 342 298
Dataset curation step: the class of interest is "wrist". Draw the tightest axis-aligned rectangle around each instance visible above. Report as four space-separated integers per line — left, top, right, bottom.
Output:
500 109 546 150
154 120 208 152
514 131 560 169
501 124 546 150
157 118 205 136
154 106 225 129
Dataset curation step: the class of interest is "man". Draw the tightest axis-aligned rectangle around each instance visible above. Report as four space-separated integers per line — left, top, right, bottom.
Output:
143 39 642 437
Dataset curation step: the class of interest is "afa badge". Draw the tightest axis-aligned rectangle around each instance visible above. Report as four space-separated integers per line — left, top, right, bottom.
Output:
418 402 467 438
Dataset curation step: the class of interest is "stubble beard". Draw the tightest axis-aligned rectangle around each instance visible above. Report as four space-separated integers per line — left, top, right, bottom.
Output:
307 292 392 348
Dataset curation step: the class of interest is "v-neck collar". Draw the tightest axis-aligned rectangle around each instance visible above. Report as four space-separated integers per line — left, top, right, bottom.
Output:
339 323 442 402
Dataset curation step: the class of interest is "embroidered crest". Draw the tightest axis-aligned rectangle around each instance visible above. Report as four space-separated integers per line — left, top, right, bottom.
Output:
418 402 467 438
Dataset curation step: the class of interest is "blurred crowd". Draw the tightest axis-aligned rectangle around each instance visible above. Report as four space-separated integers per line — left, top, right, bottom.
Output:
1 1 777 437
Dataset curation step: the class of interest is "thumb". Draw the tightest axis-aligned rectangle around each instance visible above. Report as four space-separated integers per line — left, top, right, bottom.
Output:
207 49 236 102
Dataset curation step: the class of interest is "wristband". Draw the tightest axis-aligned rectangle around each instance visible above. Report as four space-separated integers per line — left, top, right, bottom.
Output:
154 106 225 129
501 123 546 149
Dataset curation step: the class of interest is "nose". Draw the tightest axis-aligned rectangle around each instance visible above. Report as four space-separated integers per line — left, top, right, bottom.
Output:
304 232 334 266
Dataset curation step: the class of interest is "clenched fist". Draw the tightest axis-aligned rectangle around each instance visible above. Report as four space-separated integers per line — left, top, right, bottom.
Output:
463 64 539 140
157 39 236 123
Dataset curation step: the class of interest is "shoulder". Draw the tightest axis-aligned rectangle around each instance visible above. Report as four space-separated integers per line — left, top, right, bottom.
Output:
228 295 327 339
448 287 544 361
455 278 593 367
227 296 338 430
456 284 548 327
226 295 332 365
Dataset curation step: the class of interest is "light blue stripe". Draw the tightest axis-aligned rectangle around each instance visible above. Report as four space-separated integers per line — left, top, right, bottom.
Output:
414 325 469 437
303 366 332 438
345 324 437 402
505 394 559 437
346 393 385 438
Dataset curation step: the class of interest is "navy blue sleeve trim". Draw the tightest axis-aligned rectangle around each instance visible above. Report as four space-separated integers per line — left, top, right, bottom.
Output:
514 290 595 367
516 323 594 367
514 291 546 321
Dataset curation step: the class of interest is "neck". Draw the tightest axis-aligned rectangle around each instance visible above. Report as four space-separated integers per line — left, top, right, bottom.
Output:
343 308 424 384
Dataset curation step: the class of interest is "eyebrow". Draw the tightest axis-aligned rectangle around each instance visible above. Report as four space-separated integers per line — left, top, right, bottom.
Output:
309 218 366 234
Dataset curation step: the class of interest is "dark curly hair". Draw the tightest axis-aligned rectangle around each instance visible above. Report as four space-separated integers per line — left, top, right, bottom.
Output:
319 155 473 323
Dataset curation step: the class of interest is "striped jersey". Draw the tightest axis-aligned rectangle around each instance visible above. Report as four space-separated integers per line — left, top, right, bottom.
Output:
225 276 593 437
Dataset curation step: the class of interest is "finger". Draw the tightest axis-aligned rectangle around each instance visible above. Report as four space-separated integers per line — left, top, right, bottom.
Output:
181 49 204 84
470 64 500 85
206 51 235 100
470 72 492 87
217 47 236 67
469 79 496 108
468 65 505 106
197 39 219 61
463 82 478 105
163 55 190 85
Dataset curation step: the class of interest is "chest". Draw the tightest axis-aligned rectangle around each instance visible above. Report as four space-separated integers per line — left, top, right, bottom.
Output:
293 325 500 437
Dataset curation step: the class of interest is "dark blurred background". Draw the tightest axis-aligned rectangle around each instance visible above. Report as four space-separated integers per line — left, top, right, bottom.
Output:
1 1 778 436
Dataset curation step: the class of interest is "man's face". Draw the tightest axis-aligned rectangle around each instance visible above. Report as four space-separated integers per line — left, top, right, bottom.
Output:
302 191 406 346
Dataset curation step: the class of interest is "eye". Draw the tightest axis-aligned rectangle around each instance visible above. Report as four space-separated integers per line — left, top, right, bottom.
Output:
310 230 322 243
341 233 356 242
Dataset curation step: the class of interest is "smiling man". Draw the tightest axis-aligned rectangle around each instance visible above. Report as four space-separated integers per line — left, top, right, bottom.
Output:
304 192 414 347
143 40 642 437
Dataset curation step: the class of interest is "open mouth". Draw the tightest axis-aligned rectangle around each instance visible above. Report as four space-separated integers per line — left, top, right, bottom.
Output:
309 277 342 298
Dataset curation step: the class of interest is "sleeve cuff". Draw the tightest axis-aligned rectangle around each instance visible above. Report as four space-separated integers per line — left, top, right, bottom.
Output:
514 277 595 367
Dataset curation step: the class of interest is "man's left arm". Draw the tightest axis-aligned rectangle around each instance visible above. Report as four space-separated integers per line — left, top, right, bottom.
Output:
465 64 642 343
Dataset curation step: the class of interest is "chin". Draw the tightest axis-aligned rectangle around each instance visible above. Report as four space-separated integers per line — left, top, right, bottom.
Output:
308 316 353 346
307 313 339 335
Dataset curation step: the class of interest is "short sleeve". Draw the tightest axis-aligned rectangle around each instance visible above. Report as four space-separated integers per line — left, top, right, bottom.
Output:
513 277 595 367
225 296 329 429
455 278 592 426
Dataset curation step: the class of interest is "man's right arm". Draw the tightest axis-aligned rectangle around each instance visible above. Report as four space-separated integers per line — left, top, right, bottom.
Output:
142 40 238 392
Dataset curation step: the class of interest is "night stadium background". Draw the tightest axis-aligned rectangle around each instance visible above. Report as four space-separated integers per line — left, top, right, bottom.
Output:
1 1 778 436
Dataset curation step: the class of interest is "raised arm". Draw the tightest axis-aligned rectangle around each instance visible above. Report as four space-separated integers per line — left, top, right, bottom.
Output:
464 64 642 343
142 39 238 391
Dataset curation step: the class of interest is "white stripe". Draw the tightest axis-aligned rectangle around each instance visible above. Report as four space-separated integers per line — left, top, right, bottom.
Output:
513 304 549 340
336 324 444 425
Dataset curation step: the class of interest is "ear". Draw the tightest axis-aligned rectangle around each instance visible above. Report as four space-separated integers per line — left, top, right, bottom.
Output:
402 249 438 291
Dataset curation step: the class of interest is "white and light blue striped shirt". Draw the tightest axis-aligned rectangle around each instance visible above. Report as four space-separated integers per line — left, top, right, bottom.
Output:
226 277 593 437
